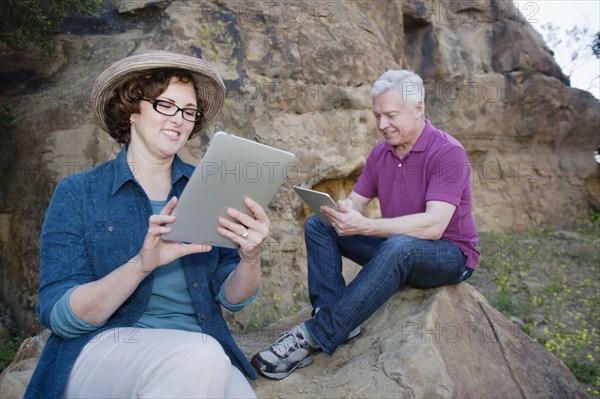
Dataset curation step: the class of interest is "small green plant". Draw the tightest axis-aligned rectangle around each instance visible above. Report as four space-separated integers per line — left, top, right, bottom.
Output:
521 66 535 76
566 359 599 385
0 106 15 127
0 0 103 58
0 333 30 372
243 289 309 332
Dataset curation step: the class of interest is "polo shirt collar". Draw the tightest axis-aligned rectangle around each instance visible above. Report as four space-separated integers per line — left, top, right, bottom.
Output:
385 119 433 156
111 145 192 195
411 119 433 152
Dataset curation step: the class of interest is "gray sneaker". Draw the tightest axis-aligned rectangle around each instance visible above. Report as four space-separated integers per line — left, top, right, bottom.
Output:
251 325 315 380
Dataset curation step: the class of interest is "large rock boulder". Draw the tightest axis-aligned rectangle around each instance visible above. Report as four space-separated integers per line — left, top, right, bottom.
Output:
0 0 598 337
243 283 589 398
0 284 589 398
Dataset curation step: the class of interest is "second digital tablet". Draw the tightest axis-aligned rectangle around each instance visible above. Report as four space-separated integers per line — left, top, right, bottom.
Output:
293 186 338 225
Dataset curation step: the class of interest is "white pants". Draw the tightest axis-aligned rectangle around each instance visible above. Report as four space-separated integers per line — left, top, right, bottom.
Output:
64 328 256 399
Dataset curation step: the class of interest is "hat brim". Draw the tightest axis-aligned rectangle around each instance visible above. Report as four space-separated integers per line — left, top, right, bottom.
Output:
92 50 225 137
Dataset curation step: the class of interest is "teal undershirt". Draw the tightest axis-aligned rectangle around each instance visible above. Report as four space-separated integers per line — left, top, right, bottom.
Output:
50 199 257 339
133 261 202 331
132 199 201 332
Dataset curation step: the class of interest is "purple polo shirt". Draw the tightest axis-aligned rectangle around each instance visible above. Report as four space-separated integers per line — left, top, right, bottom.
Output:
354 120 480 269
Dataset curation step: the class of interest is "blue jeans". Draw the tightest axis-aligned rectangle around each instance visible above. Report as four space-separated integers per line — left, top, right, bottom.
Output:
303 216 472 355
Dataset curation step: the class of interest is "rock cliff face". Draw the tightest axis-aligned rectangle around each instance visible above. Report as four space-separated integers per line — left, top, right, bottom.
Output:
0 284 590 398
0 0 598 334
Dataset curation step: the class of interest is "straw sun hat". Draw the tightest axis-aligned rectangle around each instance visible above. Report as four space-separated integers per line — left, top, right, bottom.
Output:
92 50 226 137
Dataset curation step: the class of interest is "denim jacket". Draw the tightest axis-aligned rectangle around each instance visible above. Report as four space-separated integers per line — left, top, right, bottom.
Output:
25 147 257 399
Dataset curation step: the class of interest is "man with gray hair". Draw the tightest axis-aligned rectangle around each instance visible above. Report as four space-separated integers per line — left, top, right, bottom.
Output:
252 70 479 379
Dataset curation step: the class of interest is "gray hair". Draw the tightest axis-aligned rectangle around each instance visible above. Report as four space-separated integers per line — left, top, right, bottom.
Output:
371 70 425 113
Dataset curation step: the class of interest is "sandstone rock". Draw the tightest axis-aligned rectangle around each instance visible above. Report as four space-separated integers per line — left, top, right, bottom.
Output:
0 330 49 399
113 0 168 14
242 284 589 398
0 285 589 398
551 231 591 241
0 302 18 340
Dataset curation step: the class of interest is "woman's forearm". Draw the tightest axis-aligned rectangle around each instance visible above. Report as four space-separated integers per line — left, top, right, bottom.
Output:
69 255 150 325
222 257 261 305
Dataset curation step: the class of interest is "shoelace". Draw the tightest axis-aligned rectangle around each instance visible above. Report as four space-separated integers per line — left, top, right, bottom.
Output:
271 330 305 357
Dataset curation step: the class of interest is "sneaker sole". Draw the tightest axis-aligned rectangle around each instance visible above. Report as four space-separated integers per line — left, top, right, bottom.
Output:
252 355 314 380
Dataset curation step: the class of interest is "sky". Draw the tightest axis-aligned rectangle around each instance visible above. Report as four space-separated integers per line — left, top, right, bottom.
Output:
514 0 600 99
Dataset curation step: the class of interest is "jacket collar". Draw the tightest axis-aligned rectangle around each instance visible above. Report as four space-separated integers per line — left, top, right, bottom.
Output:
111 145 192 195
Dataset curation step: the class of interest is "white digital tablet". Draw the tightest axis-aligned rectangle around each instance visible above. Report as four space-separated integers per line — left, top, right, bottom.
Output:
293 186 338 225
163 132 297 247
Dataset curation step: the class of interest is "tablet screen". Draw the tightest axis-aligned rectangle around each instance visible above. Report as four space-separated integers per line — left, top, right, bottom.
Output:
163 132 297 246
293 186 338 225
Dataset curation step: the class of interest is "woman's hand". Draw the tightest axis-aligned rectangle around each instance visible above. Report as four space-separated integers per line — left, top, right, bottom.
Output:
217 197 269 304
137 196 212 273
217 197 270 264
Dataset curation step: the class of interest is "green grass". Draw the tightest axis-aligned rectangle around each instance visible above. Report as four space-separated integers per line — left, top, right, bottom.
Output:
469 212 600 397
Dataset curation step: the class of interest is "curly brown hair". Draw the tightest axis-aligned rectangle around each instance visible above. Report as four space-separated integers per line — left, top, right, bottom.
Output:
105 69 206 144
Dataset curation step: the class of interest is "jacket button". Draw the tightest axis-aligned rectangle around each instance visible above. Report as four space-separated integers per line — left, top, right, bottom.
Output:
201 314 207 320
192 282 199 288
108 226 114 232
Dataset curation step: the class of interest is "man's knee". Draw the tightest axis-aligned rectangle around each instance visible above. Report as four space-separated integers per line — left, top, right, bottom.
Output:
304 215 335 240
305 215 328 235
379 234 421 257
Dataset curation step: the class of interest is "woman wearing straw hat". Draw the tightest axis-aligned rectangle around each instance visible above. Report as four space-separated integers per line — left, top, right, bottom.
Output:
25 51 266 398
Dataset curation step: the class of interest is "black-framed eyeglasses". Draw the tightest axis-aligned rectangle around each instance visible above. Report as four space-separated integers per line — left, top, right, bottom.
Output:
141 98 203 123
